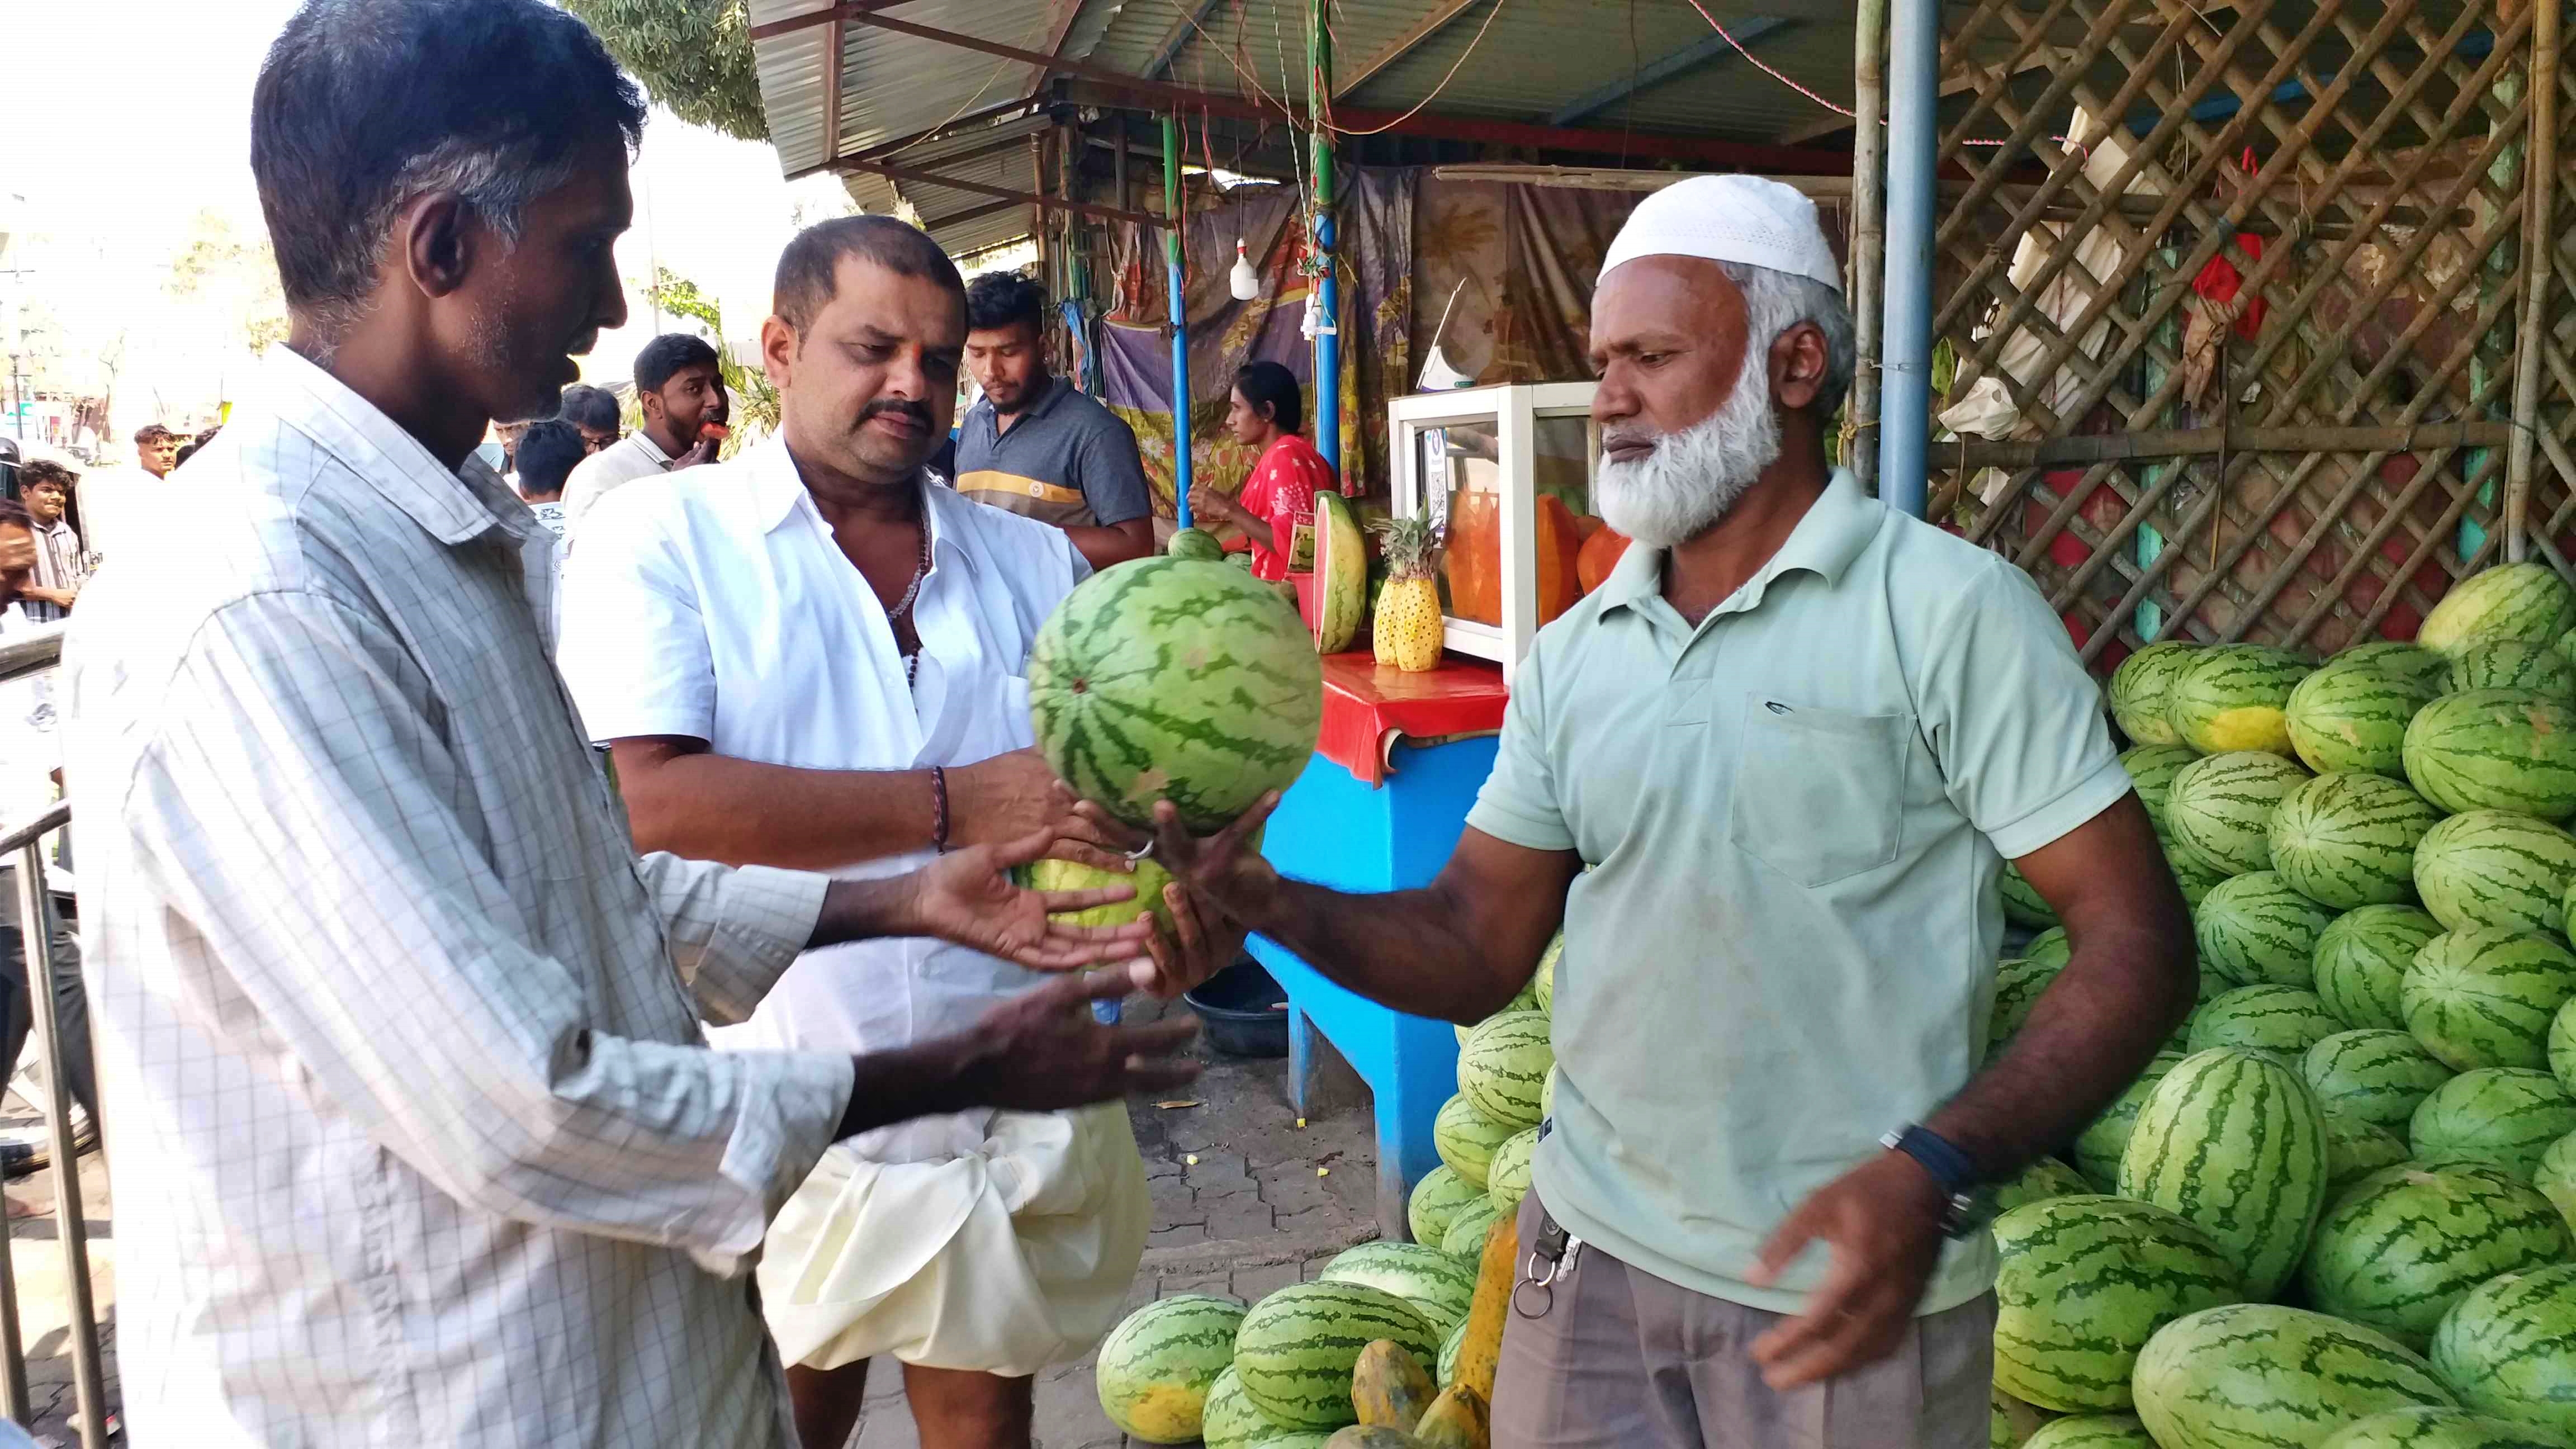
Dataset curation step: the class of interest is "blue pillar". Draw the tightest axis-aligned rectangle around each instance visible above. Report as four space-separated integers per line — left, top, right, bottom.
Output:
1316 212 1341 477
1876 0 1940 519
1165 112 1195 528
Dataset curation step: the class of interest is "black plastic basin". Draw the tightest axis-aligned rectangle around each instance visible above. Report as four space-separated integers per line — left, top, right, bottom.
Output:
1183 958 1291 1058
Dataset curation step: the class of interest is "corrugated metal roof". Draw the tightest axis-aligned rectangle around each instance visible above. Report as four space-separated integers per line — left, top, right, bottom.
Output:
749 0 1066 173
837 113 1057 257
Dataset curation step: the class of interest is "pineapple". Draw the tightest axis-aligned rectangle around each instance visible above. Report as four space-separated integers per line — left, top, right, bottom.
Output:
1372 517 1446 671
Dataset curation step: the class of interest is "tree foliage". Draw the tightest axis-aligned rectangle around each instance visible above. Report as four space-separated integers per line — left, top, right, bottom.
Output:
563 0 769 143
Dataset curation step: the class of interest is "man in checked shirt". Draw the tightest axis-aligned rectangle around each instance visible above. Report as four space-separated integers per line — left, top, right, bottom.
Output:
59 3 1215 1446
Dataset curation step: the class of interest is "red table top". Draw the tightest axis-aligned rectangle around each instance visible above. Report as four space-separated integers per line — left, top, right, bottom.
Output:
1315 653 1511 787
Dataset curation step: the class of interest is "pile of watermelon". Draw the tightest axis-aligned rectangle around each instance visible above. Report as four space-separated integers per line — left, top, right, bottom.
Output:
1992 562 2576 1449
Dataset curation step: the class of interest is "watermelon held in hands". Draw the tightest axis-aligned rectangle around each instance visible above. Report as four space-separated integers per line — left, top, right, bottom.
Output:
1027 558 1322 832
2401 926 2576 1072
2427 1263 2576 1441
2304 1029 2456 1131
2131 1304 2457 1449
2316 905 2449 1031
2413 811 2576 939
2289 655 2444 778
2411 1068 2576 1181
2167 750 2310 876
2299 1164 2570 1348
2404 689 2576 821
1016 856 1176 931
2108 641 2198 747
2269 772 2441 908
1095 1294 1249 1443
1988 1195 2241 1413
2117 1048 2329 1298
2319 1406 2570 1448
2416 561 2576 657
2165 643 2313 757
1234 1281 1441 1431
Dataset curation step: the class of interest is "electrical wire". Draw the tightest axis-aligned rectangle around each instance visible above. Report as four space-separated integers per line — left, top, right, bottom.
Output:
1324 0 1510 136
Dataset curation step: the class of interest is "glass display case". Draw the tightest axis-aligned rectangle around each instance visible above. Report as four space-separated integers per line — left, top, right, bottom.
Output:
1386 382 1603 681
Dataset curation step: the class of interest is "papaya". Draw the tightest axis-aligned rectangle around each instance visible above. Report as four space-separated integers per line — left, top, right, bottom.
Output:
1351 1339 1436 1431
1323 1428 1427 1449
1412 1383 1489 1449
1451 1209 1518 1401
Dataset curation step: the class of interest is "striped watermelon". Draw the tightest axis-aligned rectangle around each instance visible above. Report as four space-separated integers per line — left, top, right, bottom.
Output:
1994 1156 2093 1215
2110 641 2198 746
2197 872 2338 988
2166 644 2313 757
2290 659 2445 778
2166 848 2230 908
2413 811 2576 938
2271 773 2441 908
2404 689 2576 822
2025 926 2073 968
1026 558 1323 831
2416 561 2576 657
1435 1319 1466 1388
2452 637 2576 700
1233 1280 1440 1429
1534 934 1559 1014
2001 864 2058 928
1319 1242 1478 1337
2320 1407 2571 1448
2300 1164 2570 1347
1200 1365 1289 1449
1990 1195 2241 1412
2537 1131 2576 1236
1455 1012 1550 1130
2023 1417 2155 1449
2326 1110 2411 1189
2344 640 2458 690
1540 1066 1557 1120
2317 906 2449 1031
2132 1304 2456 1449
2117 1048 2330 1297
1095 1294 1249 1443
2304 1029 2457 1131
2187 984 2344 1059
1432 1095 1516 1187
1484 1127 1537 1211
2402 927 2576 1071
2124 743 2204 830
1995 1388 2053 1448
1991 956 2066 1050
2075 1050 2187 1189
1439 1195 1503 1258
2556 998 2576 1095
2413 1068 2576 1180
2429 1263 2576 1439
1405 1167 1483 1249
2168 751 2310 875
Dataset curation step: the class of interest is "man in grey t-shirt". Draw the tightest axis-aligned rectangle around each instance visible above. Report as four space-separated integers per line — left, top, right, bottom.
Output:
952 272 1154 569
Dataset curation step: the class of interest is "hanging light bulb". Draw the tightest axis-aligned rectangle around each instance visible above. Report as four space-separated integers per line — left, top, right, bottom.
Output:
1227 239 1260 302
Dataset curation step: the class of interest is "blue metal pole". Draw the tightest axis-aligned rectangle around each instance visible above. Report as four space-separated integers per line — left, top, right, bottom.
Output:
1310 0 1341 480
1164 112 1194 528
1876 0 1939 519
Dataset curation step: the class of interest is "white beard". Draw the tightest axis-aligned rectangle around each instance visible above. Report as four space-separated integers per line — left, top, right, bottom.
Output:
1593 356 1783 548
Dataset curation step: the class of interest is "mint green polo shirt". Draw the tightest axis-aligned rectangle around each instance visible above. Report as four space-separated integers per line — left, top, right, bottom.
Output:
1470 469 2130 1315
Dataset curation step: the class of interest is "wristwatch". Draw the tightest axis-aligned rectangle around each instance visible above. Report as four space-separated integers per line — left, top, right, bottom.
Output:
1882 1125 1995 1239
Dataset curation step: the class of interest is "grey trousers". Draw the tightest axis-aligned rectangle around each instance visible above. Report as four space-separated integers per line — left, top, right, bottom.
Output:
1490 1192 1995 1449
0 866 94 1122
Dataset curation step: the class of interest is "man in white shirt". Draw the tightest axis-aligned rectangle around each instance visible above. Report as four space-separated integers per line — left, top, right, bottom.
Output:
560 215 1226 1449
558 331 729 538
65 5 1201 1445
13 462 89 622
70 424 179 566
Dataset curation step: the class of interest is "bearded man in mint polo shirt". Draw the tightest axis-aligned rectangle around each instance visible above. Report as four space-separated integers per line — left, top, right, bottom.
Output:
1131 174 2198 1448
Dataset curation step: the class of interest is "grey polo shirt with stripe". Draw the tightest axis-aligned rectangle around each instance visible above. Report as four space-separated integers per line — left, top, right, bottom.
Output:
1468 468 2132 1316
951 375 1151 531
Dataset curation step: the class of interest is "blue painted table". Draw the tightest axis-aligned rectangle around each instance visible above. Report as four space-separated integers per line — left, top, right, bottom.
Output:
1248 658 1504 1242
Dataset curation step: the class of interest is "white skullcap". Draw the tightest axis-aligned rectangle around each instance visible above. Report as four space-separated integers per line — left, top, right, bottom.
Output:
1600 174 1843 293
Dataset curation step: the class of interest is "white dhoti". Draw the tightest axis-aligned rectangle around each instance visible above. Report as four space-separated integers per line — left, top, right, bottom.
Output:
757 1101 1150 1378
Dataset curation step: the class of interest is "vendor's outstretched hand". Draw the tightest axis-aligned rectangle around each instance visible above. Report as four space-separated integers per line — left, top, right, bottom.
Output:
902 827 1157 970
1134 873 1251 999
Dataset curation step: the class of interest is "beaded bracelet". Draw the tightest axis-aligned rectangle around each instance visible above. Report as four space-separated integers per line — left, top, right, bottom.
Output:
929 765 950 854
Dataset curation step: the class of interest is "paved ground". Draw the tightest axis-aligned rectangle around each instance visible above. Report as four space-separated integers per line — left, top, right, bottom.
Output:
0 984 1388 1448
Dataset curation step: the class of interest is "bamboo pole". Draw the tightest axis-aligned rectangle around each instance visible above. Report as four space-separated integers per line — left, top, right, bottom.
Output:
2506 0 2561 565
1954 422 2517 470
1849 0 1888 493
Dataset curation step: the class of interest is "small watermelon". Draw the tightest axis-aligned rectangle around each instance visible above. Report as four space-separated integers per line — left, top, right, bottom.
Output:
2320 1406 2570 1448
1484 1127 1537 1211
1095 1295 1250 1443
2270 772 2441 908
2404 689 2576 822
2535 1131 2575 1236
2118 1049 2329 1298
2412 1068 2576 1180
1439 1195 1503 1258
1166 527 1227 562
2166 644 2313 757
2413 810 2576 939
1990 956 2066 1050
1990 1195 2241 1413
2109 641 2198 746
1406 1167 1484 1249
2024 926 2073 968
2402 927 2576 1072
1455 1012 1550 1130
2166 849 2229 907
2325 1110 2412 1190
2417 561 2576 657
2196 872 2338 988
2167 751 2310 875
1318 1242 1478 1337
1434 1319 1467 1389
2001 864 2058 928
1432 1095 1516 1187
2023 1417 2155 1449
2122 743 2204 830
2304 1029 2457 1131
2316 906 2449 1031
2289 656 2445 778
1233 1281 1440 1430
1200 1365 1293 1449
1533 933 1559 1013
2556 998 2576 1095
1992 1157 2092 1215
2428 1263 2576 1440
2300 1164 2570 1347
2451 637 2576 700
2186 984 2343 1059
2132 1305 2456 1449
2074 1050 2187 1189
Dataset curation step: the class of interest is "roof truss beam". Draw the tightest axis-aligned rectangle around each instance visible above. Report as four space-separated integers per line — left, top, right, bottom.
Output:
1334 0 1484 101
1548 15 1796 127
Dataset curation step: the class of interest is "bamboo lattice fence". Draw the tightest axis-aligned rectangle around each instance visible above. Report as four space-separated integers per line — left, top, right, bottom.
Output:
1922 0 2572 670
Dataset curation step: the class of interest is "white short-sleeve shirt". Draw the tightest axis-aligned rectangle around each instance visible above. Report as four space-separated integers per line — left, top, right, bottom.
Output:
557 434 1091 1057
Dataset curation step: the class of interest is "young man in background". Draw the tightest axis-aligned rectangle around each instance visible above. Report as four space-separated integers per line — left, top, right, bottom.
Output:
558 382 623 454
14 462 88 622
560 332 730 537
951 272 1153 570
513 419 584 541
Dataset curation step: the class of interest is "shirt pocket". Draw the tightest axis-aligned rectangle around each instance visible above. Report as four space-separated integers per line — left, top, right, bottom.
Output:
1726 695 1910 887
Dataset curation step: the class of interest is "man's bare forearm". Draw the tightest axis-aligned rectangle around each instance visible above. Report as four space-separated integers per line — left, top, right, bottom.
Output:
1066 521 1155 570
618 747 934 869
1223 873 1543 1024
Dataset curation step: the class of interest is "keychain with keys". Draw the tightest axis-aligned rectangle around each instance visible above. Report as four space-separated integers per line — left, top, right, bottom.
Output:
1514 1213 1584 1319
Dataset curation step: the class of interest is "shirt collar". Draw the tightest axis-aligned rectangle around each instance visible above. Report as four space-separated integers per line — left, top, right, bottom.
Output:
261 347 522 546
1598 467 1879 618
628 429 675 467
748 432 981 579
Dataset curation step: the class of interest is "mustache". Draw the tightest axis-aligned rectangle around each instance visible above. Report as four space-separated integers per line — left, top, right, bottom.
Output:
858 399 931 429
